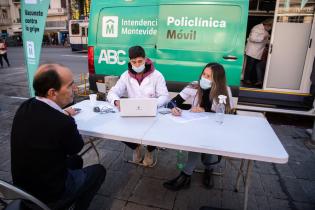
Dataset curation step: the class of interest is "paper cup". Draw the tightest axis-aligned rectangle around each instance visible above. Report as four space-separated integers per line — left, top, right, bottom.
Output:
89 94 97 105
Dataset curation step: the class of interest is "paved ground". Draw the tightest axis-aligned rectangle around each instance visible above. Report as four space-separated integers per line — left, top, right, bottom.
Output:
0 48 315 210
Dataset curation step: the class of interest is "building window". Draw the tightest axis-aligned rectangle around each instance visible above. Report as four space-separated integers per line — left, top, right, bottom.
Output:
61 0 67 9
1 9 8 19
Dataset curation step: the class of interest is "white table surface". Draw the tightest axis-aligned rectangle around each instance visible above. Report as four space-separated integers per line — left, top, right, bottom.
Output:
73 100 158 144
142 112 288 164
73 100 288 164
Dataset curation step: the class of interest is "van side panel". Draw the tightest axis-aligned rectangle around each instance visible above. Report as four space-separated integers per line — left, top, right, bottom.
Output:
88 0 248 87
156 2 247 85
93 5 159 76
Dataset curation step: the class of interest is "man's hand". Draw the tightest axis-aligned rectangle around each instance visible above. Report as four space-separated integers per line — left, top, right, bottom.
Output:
64 107 79 116
190 106 205 113
114 100 120 111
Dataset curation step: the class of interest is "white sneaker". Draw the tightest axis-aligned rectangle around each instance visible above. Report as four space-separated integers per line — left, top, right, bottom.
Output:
143 150 154 166
133 145 142 163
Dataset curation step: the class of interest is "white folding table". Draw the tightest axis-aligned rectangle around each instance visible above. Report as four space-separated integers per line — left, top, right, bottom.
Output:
73 100 289 210
141 113 288 210
73 100 158 143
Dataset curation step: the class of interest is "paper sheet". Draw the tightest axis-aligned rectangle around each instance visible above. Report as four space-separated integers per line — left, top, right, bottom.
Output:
167 110 210 123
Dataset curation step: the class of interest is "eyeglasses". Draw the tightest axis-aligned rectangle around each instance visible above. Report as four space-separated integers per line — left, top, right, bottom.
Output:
93 106 116 114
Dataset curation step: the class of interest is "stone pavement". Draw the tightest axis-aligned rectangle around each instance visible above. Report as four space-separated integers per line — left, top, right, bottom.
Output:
0 66 315 209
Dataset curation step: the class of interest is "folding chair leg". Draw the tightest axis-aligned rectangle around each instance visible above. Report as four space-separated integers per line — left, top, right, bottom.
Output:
80 137 101 164
89 139 101 164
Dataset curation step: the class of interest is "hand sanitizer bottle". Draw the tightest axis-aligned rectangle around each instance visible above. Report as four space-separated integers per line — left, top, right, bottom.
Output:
215 95 227 124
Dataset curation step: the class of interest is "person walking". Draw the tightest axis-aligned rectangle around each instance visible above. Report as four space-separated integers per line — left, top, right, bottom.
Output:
0 39 10 68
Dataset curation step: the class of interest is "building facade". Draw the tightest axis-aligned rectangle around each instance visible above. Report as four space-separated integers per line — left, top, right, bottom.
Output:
70 0 90 20
0 0 71 45
44 0 68 45
0 0 20 37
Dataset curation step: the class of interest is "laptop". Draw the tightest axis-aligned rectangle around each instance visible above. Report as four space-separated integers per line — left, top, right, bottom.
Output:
120 98 157 117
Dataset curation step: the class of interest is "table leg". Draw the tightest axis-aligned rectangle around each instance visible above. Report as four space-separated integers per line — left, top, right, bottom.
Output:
243 160 254 210
235 159 245 192
304 120 315 149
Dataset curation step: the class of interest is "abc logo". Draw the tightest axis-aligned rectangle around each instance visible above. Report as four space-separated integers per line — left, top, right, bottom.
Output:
98 49 126 65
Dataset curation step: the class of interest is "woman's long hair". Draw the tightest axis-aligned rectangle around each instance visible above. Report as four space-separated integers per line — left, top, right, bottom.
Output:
196 63 232 113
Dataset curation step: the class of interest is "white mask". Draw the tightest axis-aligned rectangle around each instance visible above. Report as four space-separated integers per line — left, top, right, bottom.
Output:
199 77 212 89
132 63 145 73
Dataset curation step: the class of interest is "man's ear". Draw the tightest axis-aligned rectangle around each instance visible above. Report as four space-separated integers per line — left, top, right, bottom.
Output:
46 88 56 98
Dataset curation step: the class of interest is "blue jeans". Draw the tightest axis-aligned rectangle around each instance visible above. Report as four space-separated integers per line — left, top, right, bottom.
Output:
182 152 213 176
52 163 106 210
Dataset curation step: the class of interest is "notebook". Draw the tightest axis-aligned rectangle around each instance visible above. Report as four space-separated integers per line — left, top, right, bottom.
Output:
120 98 157 117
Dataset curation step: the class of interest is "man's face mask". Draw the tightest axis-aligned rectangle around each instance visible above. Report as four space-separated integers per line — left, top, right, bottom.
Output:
130 57 146 73
132 63 145 73
199 77 212 89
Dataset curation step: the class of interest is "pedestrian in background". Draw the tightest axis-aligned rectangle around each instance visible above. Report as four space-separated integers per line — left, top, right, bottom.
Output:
0 39 10 68
243 18 272 85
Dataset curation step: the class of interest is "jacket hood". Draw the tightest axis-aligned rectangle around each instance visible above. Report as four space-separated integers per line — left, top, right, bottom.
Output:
128 58 155 84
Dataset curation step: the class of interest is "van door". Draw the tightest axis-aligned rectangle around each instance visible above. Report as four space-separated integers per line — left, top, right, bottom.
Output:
156 1 248 86
93 5 159 76
264 0 315 93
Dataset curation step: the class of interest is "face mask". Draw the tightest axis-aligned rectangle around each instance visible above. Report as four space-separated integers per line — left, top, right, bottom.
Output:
132 63 145 73
199 77 212 89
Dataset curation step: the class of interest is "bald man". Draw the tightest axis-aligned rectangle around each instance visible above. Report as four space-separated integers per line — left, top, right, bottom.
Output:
11 64 106 210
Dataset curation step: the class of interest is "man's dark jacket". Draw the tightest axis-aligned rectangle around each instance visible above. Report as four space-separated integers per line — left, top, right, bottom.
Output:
11 98 84 202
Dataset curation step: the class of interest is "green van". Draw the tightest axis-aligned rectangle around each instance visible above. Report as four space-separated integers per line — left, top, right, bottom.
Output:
87 0 249 91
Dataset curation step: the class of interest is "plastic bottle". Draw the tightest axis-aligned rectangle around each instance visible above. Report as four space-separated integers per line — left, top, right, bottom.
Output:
176 150 185 170
215 95 227 124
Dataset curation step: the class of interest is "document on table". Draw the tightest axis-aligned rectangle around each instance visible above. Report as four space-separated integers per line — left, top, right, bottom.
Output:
167 110 210 123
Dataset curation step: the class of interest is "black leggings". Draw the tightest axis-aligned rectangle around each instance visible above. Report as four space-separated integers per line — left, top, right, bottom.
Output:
124 142 156 152
0 53 10 67
243 55 259 82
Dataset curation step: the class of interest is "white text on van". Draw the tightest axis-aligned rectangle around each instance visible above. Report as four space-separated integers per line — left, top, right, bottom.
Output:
98 49 126 65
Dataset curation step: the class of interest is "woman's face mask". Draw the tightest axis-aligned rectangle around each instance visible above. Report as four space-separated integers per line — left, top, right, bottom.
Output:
132 63 145 73
199 77 212 89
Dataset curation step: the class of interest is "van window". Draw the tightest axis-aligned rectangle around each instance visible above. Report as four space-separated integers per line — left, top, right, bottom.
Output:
97 6 158 45
71 23 80 35
82 27 86 36
157 4 242 52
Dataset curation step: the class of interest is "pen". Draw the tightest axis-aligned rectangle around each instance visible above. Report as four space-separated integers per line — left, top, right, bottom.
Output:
170 101 181 112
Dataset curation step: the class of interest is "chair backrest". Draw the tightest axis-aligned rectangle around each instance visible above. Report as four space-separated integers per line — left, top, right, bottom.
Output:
0 180 51 210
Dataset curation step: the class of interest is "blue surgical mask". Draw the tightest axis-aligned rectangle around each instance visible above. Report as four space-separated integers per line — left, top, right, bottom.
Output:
199 77 212 89
132 63 145 73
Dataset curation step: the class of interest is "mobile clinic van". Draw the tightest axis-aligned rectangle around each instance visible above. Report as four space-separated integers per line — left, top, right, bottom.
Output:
87 0 248 94
87 0 315 111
